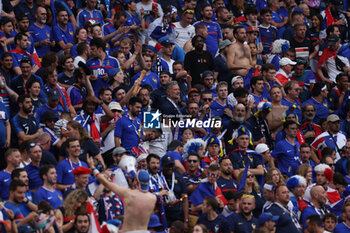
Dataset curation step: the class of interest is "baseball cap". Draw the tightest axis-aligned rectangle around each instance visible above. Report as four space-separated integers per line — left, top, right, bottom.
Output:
328 34 340 46
258 213 279 225
201 70 214 79
327 114 340 122
47 89 60 100
72 167 92 176
112 147 129 156
188 88 200 96
138 170 150 191
109 102 124 114
161 154 175 166
231 76 243 85
219 39 232 50
158 36 175 47
108 67 122 77
255 143 269 154
279 57 297 66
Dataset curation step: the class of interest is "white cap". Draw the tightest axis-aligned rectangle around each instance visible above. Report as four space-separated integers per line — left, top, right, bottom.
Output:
231 76 243 85
255 143 269 154
279 57 297 66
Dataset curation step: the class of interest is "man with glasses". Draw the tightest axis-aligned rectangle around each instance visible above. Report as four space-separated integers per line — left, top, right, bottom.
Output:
312 114 347 161
190 164 226 224
199 90 213 121
183 153 202 195
272 120 302 178
300 104 322 146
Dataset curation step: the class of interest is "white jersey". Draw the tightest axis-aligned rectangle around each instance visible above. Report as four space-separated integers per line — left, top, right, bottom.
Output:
173 22 195 49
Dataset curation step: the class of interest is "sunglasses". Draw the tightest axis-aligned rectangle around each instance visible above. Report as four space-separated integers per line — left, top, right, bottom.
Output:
203 98 213 102
208 173 219 178
327 163 335 167
188 160 198 163
247 174 255 178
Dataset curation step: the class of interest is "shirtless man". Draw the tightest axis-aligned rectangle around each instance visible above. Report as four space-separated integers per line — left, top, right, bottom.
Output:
227 25 253 77
87 156 156 232
266 85 288 139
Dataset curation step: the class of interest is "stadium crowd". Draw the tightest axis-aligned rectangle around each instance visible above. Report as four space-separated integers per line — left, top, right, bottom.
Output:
1 0 350 232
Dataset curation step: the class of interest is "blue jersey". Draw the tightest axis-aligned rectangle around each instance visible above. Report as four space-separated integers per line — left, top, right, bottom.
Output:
271 139 302 177
12 114 41 136
227 212 259 233
18 191 36 217
53 23 75 48
0 102 9 148
10 31 35 54
0 170 11 200
56 159 89 185
10 51 35 68
259 25 279 54
131 71 161 90
281 98 302 122
43 127 60 147
102 22 128 53
193 21 222 57
303 97 330 124
114 115 142 151
67 85 85 114
28 23 53 58
86 55 120 96
216 177 237 194
4 201 24 219
265 203 302 233
334 222 350 233
271 11 286 38
25 163 43 190
34 104 64 124
0 31 16 54
35 187 63 209
77 9 104 28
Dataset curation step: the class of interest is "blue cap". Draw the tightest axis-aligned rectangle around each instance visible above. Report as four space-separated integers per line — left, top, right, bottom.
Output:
207 135 220 145
47 89 60 100
201 70 214 79
148 214 163 228
123 0 134 5
161 154 175 166
258 213 279 225
138 170 150 191
108 67 122 77
147 45 158 53
236 125 251 138
158 36 175 47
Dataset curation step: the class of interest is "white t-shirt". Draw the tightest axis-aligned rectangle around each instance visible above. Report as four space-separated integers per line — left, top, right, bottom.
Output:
173 22 195 49
322 55 350 83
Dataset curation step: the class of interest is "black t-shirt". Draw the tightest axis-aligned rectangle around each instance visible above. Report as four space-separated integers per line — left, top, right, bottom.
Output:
60 138 100 163
184 50 214 85
290 38 314 60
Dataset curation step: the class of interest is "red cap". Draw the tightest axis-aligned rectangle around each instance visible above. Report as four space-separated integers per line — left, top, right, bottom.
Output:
247 27 259 33
73 167 92 176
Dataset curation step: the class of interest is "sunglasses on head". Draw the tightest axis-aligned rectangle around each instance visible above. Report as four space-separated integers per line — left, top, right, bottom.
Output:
208 172 219 178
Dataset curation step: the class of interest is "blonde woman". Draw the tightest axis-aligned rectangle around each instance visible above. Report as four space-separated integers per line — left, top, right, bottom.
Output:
296 163 313 186
264 167 285 186
55 189 89 233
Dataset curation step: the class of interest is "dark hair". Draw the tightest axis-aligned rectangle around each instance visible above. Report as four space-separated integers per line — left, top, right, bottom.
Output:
41 52 58 68
98 87 112 97
201 4 212 12
43 66 56 81
250 76 263 89
60 54 74 67
306 214 322 227
39 164 56 180
114 10 127 20
25 78 41 92
284 80 298 95
191 35 205 45
9 179 26 192
195 24 207 33
333 172 348 186
326 24 340 37
293 23 306 31
57 8 68 16
208 164 220 172
14 32 28 45
75 213 90 225
291 10 304 20
18 94 31 104
321 147 335 160
224 190 239 201
77 42 89 56
146 153 160 164
128 97 143 106
204 196 219 210
233 25 245 35
322 213 337 223
244 5 258 15
187 152 200 160
234 87 249 98
283 120 297 130
66 137 80 148
312 82 327 97
336 72 348 83
90 37 106 51
11 168 27 180
74 28 86 44
20 57 32 66
1 52 12 60
300 143 311 150
260 8 272 16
